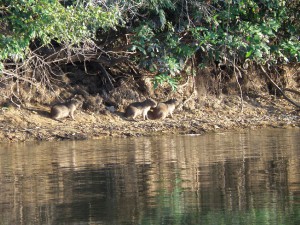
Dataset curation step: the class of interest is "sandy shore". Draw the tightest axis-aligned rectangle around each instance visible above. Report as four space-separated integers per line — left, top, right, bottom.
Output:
0 95 299 142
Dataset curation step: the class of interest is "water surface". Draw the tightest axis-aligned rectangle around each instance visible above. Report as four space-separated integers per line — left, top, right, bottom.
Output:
0 129 300 224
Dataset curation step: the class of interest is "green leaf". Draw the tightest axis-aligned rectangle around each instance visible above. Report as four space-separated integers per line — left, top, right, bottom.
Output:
245 50 253 58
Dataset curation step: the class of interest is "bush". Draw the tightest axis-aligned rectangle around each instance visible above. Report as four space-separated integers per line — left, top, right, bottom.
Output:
0 0 299 99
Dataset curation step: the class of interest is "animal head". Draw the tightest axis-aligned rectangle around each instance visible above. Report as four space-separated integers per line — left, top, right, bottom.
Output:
70 98 83 108
165 98 178 105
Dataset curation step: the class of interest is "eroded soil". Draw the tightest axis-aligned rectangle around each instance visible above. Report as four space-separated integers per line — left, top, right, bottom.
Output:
0 94 299 142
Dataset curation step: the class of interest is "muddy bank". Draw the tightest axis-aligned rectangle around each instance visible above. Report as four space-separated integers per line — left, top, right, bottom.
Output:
0 95 299 142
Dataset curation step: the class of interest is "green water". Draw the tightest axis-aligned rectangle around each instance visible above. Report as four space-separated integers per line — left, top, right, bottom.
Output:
0 129 299 224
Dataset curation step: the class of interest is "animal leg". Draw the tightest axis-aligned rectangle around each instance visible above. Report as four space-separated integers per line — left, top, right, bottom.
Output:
70 111 75 120
143 111 148 120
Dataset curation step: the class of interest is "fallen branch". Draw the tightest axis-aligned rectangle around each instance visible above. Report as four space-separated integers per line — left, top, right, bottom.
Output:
283 88 300 96
98 64 115 91
232 57 244 112
178 57 196 109
260 65 300 108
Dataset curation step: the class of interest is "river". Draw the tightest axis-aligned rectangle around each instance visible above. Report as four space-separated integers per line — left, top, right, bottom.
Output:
0 128 299 224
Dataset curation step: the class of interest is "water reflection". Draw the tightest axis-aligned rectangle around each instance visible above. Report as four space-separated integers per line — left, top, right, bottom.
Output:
0 129 300 224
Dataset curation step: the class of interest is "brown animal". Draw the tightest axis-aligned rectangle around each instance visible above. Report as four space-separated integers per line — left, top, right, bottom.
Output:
124 98 157 120
148 98 178 120
50 98 82 120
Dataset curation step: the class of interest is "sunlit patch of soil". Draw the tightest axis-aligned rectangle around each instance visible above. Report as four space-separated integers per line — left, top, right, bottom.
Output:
0 94 299 142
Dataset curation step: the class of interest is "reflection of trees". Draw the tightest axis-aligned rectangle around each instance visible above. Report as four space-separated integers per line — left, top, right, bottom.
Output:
0 129 299 224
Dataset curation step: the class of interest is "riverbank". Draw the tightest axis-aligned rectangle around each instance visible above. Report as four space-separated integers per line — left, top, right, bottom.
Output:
0 94 299 142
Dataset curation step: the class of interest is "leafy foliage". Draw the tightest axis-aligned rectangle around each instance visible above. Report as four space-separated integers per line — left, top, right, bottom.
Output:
0 0 119 62
129 0 299 88
0 0 299 92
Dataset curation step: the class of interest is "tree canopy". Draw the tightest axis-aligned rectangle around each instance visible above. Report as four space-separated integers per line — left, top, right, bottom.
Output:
0 0 299 99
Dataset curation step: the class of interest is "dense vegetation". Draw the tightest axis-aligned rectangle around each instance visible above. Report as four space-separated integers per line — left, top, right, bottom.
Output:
0 0 299 105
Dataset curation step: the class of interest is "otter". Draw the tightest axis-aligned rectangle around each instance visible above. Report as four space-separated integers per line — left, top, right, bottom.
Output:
124 98 157 120
50 98 82 120
148 98 178 120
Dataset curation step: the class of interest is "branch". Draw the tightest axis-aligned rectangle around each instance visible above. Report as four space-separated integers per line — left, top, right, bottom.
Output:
2 69 38 87
283 88 300 96
45 46 128 67
178 57 196 109
260 65 300 108
98 64 115 91
223 56 244 112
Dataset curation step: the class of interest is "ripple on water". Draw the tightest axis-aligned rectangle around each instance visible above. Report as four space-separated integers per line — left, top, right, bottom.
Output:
0 129 299 224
